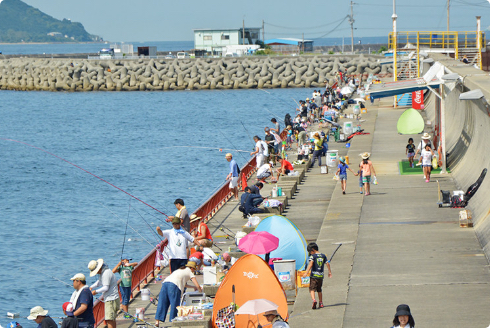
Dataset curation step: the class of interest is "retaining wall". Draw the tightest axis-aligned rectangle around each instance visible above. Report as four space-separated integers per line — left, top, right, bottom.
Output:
427 54 490 259
0 55 392 91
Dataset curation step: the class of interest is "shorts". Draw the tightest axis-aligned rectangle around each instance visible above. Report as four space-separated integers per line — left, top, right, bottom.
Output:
407 152 415 158
104 298 120 321
284 169 291 175
362 175 371 184
339 173 347 181
422 164 432 167
229 176 239 188
309 277 323 292
119 286 131 305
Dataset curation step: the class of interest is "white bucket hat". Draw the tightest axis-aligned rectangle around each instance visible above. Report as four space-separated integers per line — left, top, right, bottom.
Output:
27 306 48 320
88 259 104 277
421 132 431 140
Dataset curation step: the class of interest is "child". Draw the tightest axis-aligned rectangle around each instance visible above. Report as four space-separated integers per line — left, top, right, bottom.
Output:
189 245 205 272
360 152 376 196
112 258 138 314
419 143 435 182
61 302 78 328
406 138 415 168
335 157 358 194
303 242 332 309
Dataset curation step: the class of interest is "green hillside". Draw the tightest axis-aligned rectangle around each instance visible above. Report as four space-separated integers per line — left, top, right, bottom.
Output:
0 0 100 42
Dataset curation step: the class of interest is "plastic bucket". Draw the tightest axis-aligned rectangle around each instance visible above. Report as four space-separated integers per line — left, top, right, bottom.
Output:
326 150 338 167
273 259 296 290
353 105 360 115
345 155 349 164
141 288 150 301
343 121 353 135
277 187 282 196
272 187 278 198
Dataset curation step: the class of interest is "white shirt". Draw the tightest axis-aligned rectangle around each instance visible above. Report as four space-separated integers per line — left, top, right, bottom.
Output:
421 149 432 165
159 228 194 259
202 247 218 260
256 140 269 156
164 267 195 292
257 164 271 176
91 266 119 301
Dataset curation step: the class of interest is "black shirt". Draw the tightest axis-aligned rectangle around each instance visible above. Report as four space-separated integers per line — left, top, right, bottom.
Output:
61 316 79 328
40 316 58 328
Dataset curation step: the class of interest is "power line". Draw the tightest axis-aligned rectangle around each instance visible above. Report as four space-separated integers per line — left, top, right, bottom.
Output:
264 17 349 31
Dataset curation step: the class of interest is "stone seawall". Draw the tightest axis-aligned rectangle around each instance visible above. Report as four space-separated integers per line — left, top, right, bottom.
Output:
0 55 392 91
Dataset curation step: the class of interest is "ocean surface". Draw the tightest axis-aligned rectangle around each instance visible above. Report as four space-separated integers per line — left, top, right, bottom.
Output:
0 37 386 55
0 86 312 326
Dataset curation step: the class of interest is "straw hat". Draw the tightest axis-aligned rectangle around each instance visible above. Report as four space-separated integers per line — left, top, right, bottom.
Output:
88 259 104 277
27 306 48 320
361 152 370 159
185 261 197 269
190 214 201 223
263 309 279 316
225 153 232 158
421 132 431 140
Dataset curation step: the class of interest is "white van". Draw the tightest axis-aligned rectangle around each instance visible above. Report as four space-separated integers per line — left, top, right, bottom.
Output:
177 52 190 59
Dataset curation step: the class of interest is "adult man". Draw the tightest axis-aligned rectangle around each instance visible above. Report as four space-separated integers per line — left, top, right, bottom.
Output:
225 153 240 201
166 199 190 232
256 163 274 182
156 217 199 272
88 259 120 328
270 118 281 134
239 187 264 217
69 273 94 328
250 136 268 168
264 128 275 163
27 306 57 328
299 101 308 119
249 182 263 196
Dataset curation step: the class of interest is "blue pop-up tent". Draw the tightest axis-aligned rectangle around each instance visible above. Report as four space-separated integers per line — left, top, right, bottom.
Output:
254 215 308 270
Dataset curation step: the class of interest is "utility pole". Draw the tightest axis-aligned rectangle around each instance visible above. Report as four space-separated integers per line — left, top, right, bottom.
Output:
302 33 305 53
262 20 265 42
242 19 245 45
350 1 355 53
447 0 450 48
392 0 398 107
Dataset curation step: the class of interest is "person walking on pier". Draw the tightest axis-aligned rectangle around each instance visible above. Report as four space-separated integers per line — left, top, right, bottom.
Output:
360 152 376 196
225 153 240 201
303 242 332 310
419 143 435 183
391 304 415 328
336 157 358 194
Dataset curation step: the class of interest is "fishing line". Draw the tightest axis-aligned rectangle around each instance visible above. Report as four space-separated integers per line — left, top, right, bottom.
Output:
120 202 131 260
218 129 249 162
98 202 157 248
19 266 71 287
1 138 169 218
131 207 164 241
240 121 256 146
258 89 295 117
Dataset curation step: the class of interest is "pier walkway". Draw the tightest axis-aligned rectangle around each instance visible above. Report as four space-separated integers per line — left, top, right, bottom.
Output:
117 94 490 328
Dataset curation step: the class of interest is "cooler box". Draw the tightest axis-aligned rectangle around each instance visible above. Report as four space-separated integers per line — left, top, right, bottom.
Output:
203 266 216 285
273 259 296 290
181 292 206 306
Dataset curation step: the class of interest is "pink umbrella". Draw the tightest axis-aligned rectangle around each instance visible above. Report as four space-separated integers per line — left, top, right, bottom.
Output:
238 231 279 255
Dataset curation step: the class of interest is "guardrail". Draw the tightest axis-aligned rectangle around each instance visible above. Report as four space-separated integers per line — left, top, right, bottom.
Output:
92 157 257 326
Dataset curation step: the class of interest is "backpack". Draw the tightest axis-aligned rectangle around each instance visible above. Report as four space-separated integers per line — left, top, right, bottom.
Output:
285 113 292 127
451 195 466 208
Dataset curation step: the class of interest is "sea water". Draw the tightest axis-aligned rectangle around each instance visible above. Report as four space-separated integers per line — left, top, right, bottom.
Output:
0 87 311 325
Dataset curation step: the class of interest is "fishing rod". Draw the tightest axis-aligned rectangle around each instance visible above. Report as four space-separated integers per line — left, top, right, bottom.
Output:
218 129 249 162
122 312 161 328
258 89 296 117
132 207 166 241
156 145 249 153
120 203 131 260
1 138 169 218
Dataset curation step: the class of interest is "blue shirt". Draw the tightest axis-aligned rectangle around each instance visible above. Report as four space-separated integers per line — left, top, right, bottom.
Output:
229 159 239 177
338 163 349 175
75 287 95 325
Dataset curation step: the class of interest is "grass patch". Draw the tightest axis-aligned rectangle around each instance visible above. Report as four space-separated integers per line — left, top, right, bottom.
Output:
398 160 450 175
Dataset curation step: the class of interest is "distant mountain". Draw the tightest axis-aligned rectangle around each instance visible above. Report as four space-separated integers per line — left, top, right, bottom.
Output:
0 0 101 43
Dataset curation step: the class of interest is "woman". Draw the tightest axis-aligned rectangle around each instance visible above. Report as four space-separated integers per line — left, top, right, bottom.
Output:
190 214 213 247
263 309 290 328
419 143 435 182
360 152 376 196
391 304 415 328
155 261 201 326
311 132 324 168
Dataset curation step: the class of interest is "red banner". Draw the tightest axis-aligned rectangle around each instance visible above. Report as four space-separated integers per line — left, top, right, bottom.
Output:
412 90 424 110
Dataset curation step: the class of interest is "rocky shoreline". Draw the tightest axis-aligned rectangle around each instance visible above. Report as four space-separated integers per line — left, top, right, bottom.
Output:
0 55 393 91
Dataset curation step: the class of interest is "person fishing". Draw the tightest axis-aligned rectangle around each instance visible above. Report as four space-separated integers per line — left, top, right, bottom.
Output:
88 259 120 328
190 214 213 248
166 199 190 232
69 273 94 328
112 258 138 314
225 153 240 201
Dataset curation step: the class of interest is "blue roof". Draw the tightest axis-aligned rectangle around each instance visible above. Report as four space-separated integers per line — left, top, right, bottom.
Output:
265 38 313 46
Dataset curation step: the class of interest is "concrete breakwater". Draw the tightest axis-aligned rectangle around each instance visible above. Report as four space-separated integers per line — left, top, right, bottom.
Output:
0 55 391 91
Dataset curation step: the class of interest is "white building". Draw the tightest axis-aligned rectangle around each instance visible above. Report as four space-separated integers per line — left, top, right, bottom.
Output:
193 27 261 54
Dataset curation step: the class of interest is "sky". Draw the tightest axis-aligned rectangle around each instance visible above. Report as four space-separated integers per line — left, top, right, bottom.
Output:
21 0 490 42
